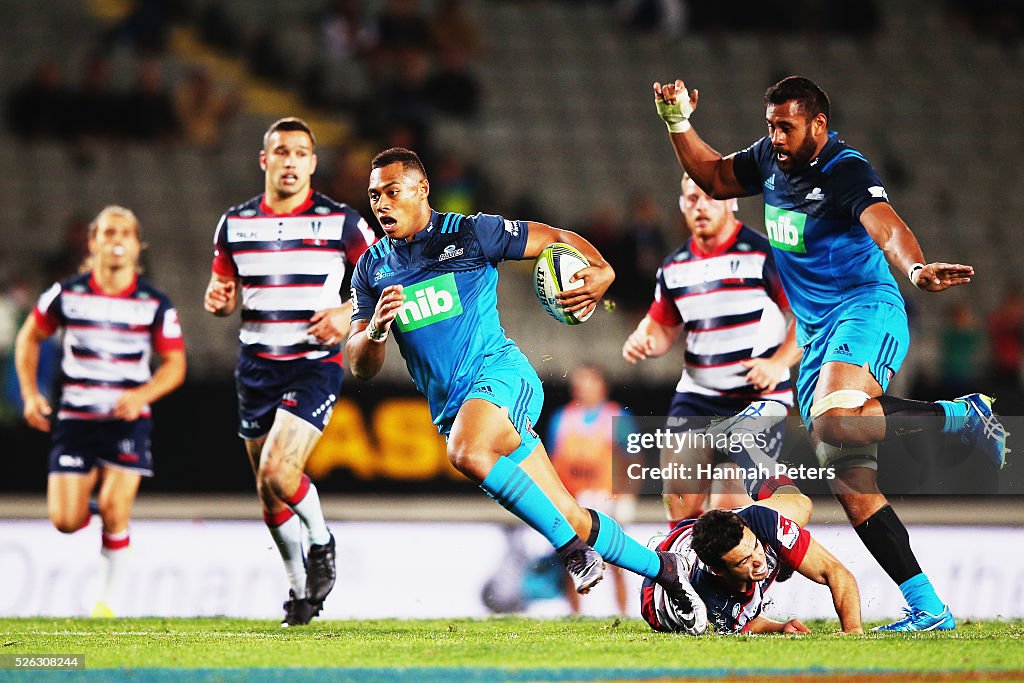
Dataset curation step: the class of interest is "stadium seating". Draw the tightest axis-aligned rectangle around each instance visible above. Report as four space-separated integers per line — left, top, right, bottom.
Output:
1 0 1019 384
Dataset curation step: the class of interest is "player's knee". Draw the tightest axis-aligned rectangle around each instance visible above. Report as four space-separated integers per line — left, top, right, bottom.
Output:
257 458 296 499
51 511 88 534
447 441 496 481
810 390 873 447
97 498 130 529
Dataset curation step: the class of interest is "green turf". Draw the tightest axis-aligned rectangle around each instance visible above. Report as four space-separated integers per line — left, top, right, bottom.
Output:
1 617 1022 673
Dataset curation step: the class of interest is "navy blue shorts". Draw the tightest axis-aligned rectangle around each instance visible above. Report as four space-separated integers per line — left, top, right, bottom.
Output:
666 392 785 461
49 418 154 476
234 352 344 440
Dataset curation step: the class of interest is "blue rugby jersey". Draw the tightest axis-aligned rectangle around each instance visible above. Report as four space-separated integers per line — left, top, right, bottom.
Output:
351 210 530 433
33 272 184 421
212 189 375 360
731 133 905 345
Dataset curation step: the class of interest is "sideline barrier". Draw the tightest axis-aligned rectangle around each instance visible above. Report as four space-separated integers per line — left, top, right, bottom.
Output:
1 520 1021 620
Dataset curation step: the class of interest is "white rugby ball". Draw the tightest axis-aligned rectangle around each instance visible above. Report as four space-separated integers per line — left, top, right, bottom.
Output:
533 243 595 325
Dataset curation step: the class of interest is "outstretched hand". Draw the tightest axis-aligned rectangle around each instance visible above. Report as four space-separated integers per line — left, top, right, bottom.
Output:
912 262 974 291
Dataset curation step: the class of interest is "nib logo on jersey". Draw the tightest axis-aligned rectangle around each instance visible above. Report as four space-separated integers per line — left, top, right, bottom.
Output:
764 204 807 253
394 273 463 332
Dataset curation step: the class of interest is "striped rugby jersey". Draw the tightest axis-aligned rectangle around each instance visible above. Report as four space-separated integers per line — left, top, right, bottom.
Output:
641 505 810 633
647 223 794 404
33 272 184 421
212 190 375 360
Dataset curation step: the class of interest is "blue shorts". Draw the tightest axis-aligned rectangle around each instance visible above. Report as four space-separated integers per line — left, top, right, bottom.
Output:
458 356 544 464
667 392 785 461
49 418 154 476
235 352 344 440
796 301 909 421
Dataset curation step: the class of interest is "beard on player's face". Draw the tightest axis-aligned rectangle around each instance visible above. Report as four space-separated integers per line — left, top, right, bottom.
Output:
777 124 818 172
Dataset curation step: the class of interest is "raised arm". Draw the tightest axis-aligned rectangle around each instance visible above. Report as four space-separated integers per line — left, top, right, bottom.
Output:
860 202 973 292
654 80 750 200
796 537 863 634
523 222 614 317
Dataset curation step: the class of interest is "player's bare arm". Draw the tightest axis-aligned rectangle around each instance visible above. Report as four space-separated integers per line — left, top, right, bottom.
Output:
204 272 239 316
796 537 864 634
14 314 53 432
745 614 812 634
741 317 802 392
113 348 187 421
308 300 354 346
622 315 682 365
346 284 405 381
860 203 973 292
653 79 750 200
523 222 614 316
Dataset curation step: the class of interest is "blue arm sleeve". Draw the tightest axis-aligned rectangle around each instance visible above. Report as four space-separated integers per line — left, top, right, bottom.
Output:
470 212 529 263
350 255 378 322
731 137 770 196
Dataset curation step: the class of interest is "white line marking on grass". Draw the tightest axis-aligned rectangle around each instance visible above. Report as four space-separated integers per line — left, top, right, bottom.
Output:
24 631 291 638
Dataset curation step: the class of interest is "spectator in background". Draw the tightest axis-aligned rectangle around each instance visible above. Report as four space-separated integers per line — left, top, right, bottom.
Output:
126 60 179 141
6 60 73 140
548 365 637 616
617 192 667 310
44 213 92 283
174 66 238 151
429 0 483 58
426 46 481 120
938 300 981 397
100 0 175 55
321 0 375 61
987 285 1024 406
73 54 123 141
431 152 482 216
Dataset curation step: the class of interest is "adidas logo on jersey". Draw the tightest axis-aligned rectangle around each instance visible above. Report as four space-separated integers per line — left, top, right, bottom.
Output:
834 343 852 356
764 174 775 191
805 187 825 200
374 265 395 282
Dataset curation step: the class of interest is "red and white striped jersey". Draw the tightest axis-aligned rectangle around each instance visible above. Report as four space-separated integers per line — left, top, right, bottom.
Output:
33 272 184 420
212 190 375 361
647 224 793 405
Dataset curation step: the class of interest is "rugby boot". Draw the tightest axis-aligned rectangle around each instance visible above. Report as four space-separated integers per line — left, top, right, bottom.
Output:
656 550 707 635
954 393 1009 468
281 589 321 627
873 605 955 632
305 531 337 603
562 545 604 594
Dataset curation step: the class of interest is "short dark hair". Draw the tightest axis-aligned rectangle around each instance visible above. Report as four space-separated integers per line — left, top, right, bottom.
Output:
263 117 316 150
690 509 747 569
371 147 427 178
765 76 830 123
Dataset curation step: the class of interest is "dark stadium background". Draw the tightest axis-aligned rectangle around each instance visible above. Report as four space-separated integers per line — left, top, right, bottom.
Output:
0 0 1020 503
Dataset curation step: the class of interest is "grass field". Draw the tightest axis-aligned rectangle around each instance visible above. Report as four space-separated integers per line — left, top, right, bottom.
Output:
2 617 1023 681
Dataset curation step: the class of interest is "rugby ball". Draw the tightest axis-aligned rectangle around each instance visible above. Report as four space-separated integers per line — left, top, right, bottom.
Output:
533 243 595 325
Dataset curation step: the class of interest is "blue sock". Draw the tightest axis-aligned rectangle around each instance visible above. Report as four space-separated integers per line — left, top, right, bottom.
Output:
937 400 968 433
899 573 945 614
480 456 577 550
587 509 661 579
